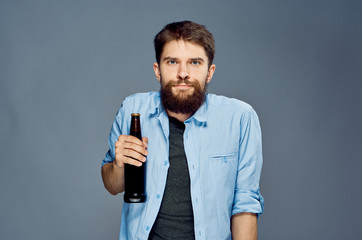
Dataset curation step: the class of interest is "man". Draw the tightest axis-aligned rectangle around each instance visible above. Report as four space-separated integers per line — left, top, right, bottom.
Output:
102 21 264 240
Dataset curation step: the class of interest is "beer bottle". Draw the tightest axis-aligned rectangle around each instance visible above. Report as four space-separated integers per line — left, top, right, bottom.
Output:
124 113 146 203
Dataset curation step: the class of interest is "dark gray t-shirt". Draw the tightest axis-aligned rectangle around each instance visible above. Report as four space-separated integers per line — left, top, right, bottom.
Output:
148 116 195 240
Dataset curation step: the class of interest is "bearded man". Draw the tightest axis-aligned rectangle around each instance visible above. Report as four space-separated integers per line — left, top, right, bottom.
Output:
101 21 264 240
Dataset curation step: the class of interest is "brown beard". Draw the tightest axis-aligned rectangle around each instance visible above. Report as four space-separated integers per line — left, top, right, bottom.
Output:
160 78 207 114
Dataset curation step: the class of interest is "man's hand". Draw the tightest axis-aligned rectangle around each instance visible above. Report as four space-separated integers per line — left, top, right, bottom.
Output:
114 135 148 168
102 135 148 195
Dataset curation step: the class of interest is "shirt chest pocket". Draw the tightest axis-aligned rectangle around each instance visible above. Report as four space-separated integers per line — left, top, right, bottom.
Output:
207 153 238 188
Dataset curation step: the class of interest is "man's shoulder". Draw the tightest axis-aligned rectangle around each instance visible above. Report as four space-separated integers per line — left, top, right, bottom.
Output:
123 91 160 103
206 93 253 113
115 92 160 118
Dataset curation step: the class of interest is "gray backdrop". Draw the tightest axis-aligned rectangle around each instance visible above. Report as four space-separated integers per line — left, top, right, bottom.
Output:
1 0 361 239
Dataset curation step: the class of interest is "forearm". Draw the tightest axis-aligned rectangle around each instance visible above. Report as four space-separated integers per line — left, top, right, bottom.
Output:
101 162 125 195
231 212 258 240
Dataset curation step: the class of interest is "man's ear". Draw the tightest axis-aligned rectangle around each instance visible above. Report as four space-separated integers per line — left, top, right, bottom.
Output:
206 64 216 84
153 63 161 82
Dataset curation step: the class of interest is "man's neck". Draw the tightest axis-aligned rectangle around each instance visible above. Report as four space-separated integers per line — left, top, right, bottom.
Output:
166 109 192 123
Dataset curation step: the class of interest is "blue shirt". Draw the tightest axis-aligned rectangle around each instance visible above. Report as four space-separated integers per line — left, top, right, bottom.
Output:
102 92 264 240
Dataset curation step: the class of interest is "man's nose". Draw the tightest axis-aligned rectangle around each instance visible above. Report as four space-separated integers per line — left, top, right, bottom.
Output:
177 62 190 80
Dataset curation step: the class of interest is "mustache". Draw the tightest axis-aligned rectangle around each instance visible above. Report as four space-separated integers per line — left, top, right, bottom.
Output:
160 76 197 87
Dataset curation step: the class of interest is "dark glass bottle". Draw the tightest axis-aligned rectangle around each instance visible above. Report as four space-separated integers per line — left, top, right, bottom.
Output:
124 113 146 203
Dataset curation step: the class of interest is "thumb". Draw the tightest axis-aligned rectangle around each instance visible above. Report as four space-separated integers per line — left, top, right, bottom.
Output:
142 137 148 148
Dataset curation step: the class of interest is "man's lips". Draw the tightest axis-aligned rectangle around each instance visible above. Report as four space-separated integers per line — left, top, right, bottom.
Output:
173 84 193 89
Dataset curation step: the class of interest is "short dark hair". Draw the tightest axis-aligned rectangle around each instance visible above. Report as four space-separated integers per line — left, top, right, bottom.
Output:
154 21 215 66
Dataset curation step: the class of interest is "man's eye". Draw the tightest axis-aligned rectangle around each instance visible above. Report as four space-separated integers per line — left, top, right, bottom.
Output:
168 61 176 65
191 61 200 65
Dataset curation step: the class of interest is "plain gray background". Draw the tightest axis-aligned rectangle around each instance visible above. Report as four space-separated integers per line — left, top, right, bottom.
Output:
1 0 361 239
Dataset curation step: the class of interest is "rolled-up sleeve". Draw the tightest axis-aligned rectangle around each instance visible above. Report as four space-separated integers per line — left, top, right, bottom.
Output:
232 108 264 216
101 106 124 167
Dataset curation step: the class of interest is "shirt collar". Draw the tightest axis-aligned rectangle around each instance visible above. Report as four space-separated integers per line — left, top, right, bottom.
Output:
148 92 163 117
188 94 208 125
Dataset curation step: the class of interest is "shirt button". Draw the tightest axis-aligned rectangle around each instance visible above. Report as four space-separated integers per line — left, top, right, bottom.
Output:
192 165 195 170
145 226 150 231
156 194 160 199
199 231 201 236
163 161 168 166
196 198 198 203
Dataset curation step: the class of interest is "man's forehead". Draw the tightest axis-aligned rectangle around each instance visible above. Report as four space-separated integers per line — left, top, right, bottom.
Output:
161 40 207 59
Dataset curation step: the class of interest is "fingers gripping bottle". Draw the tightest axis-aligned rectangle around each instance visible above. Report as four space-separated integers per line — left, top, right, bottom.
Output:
124 113 146 203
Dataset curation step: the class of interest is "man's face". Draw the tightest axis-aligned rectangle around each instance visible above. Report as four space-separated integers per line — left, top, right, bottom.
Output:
153 40 215 114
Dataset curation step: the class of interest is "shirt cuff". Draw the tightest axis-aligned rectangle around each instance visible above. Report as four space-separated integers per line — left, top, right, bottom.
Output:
101 150 114 168
232 188 264 217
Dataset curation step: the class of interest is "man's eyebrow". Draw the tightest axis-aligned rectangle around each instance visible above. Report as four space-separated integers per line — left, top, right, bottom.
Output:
162 56 177 61
162 57 205 62
190 57 205 62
